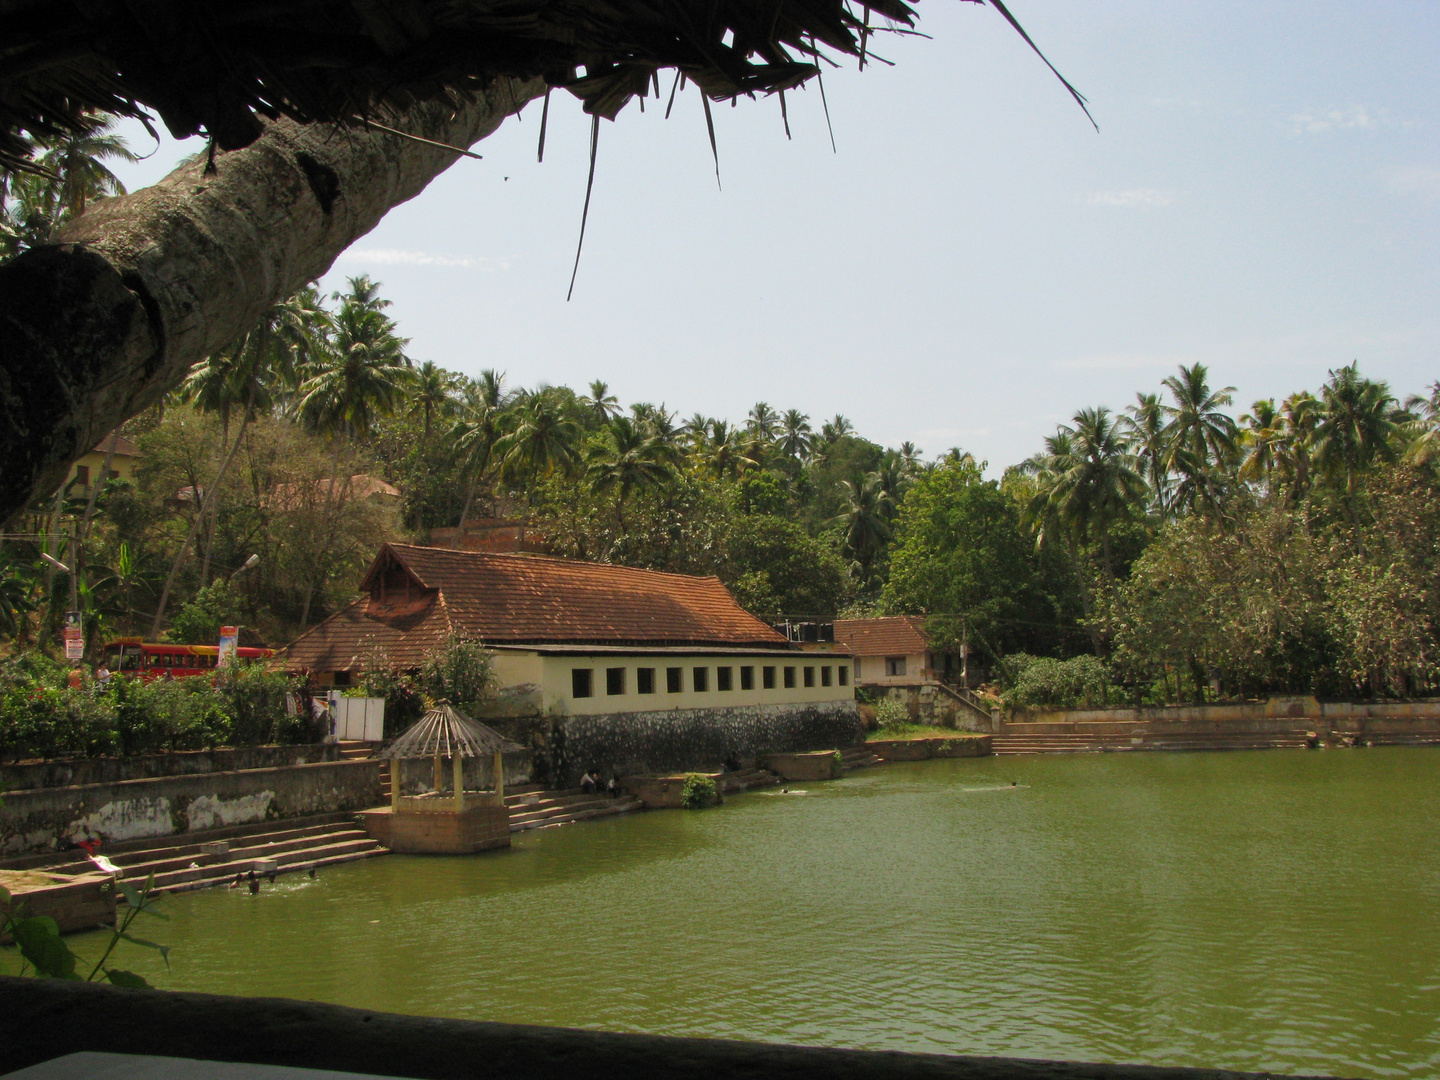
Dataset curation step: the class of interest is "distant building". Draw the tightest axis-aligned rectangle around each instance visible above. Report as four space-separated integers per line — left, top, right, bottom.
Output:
834 616 967 687
281 544 860 784
64 432 140 498
266 473 402 511
834 616 989 729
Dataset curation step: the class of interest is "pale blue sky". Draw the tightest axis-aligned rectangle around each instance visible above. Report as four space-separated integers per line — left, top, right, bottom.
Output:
111 1 1440 473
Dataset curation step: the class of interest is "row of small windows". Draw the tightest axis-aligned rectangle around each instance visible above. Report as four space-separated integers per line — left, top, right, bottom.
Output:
572 663 849 699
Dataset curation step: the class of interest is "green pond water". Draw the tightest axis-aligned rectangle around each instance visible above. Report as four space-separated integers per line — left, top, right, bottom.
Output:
72 749 1440 1078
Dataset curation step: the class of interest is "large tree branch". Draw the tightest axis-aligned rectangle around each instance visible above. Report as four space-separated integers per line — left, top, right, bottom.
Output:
0 76 544 528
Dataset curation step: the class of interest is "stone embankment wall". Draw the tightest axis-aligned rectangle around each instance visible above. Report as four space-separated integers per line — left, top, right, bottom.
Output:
867 684 993 732
1007 696 1440 735
0 744 339 792
494 701 862 789
0 760 380 856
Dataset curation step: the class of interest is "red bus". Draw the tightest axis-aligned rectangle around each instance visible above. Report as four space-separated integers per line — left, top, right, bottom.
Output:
101 638 276 681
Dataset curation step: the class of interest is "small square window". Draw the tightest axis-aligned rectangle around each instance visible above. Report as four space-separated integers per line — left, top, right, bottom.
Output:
637 667 656 694
885 656 907 677
740 666 754 690
853 658 861 680
74 465 89 486
572 669 593 698
821 665 832 687
803 666 815 687
763 666 776 689
666 667 683 693
783 666 796 689
716 666 732 691
692 666 709 692
606 667 626 695
839 665 849 687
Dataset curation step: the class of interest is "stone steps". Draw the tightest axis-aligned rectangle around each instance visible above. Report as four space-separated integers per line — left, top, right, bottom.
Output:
993 732 1315 754
720 768 780 792
0 813 388 896
839 746 882 771
504 787 643 831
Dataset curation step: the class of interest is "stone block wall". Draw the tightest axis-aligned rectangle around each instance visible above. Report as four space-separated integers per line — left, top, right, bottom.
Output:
0 744 340 793
525 700 862 788
868 684 993 732
0 760 381 856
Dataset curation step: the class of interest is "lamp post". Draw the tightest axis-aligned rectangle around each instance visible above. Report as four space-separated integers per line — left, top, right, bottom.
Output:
228 554 260 581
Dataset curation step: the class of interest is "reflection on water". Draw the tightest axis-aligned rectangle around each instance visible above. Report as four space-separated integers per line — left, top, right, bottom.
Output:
80 749 1440 1078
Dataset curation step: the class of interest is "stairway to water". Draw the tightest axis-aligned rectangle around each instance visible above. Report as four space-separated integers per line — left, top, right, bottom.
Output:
993 730 1315 754
0 813 388 898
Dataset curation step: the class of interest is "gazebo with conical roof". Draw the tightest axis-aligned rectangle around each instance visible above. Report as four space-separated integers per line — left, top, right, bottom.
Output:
360 703 523 855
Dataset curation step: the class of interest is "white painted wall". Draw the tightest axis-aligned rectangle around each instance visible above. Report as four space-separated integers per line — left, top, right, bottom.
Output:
523 652 854 716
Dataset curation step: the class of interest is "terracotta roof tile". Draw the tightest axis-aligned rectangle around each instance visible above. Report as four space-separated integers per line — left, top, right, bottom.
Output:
282 544 787 671
92 432 139 458
832 617 931 657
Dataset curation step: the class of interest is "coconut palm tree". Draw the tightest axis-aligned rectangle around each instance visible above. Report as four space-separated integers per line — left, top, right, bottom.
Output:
1161 364 1237 515
580 380 620 427
452 370 511 530
1312 363 1401 523
494 389 582 496
1402 382 1440 467
697 420 760 481
291 282 410 626
778 410 813 462
586 415 679 534
834 471 892 587
34 115 138 217
409 361 457 441
1025 407 1147 582
1237 399 1286 495
1123 392 1170 515
1271 390 1321 500
747 402 781 442
821 414 855 443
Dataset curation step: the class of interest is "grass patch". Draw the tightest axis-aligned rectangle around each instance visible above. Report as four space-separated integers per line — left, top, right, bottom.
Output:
867 724 969 741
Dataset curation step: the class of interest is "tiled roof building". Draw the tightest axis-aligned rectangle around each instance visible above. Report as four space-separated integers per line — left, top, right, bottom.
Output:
282 543 790 675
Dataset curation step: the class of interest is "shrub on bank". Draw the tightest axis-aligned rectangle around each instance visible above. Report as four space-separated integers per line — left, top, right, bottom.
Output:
0 652 315 762
680 773 719 809
1001 654 1112 710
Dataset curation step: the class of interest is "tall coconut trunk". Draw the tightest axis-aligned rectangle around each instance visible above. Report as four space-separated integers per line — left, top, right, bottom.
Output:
0 78 543 530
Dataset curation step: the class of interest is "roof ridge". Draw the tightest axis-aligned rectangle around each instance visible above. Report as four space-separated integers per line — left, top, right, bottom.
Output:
394 544 731 585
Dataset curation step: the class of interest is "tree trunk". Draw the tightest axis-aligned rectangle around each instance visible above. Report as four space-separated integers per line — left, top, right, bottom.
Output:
150 407 254 638
0 78 543 529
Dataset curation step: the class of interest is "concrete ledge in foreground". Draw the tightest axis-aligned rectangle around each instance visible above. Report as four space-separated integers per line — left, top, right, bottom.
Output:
0 977 1353 1080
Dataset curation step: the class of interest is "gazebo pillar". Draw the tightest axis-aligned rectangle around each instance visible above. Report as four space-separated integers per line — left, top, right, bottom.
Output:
390 761 402 810
493 750 505 800
453 754 465 811
433 752 443 794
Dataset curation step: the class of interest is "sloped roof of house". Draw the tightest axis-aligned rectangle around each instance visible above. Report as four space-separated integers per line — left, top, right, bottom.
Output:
282 543 789 672
832 616 931 657
90 433 139 458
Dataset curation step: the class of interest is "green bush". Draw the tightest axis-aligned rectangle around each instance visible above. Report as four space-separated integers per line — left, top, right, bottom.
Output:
419 636 494 716
680 773 719 809
0 649 311 761
165 580 241 646
1002 653 1112 710
873 697 910 730
219 661 307 745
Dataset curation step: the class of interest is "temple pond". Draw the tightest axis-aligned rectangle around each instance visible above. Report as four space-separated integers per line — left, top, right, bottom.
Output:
85 749 1440 1079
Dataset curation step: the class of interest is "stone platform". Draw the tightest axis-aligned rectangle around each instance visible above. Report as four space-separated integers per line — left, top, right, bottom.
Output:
0 868 115 940
358 803 510 854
